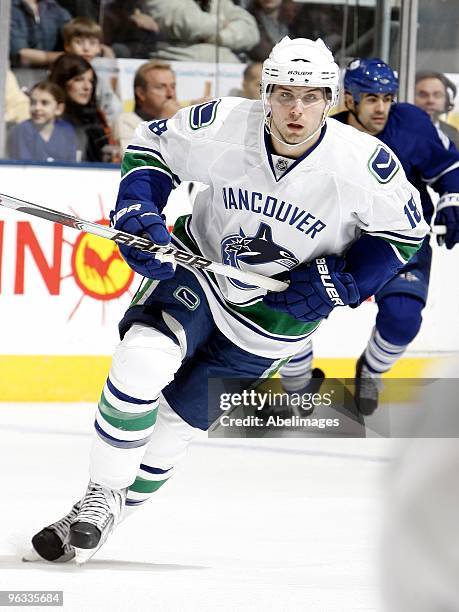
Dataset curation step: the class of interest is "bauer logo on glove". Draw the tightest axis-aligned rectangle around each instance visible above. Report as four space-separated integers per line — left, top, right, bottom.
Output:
110 199 176 280
315 258 345 306
263 254 360 322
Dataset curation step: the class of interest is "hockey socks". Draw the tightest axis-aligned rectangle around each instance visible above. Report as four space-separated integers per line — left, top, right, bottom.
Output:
279 341 313 392
363 327 408 375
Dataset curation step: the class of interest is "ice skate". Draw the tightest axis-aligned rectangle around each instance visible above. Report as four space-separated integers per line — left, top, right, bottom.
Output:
354 355 383 415
69 481 126 565
24 502 81 563
280 367 325 416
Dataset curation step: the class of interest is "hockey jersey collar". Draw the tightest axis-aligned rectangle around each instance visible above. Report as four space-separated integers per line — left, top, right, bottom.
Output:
263 123 328 183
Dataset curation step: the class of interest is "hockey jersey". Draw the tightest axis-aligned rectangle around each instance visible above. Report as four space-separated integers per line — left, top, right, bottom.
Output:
334 103 459 224
118 97 428 358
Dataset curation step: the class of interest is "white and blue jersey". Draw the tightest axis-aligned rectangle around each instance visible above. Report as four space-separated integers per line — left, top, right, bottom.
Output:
117 97 428 358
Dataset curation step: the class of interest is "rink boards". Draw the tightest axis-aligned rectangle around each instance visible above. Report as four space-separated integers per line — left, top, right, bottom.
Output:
0 163 458 401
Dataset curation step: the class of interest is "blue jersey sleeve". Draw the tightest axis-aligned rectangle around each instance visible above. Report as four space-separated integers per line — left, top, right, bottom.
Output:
389 104 459 196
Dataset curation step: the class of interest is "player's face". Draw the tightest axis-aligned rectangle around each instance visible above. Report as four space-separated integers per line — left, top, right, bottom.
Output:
268 85 328 150
30 89 63 125
136 69 178 118
65 36 101 62
415 77 447 119
66 69 94 105
348 92 393 135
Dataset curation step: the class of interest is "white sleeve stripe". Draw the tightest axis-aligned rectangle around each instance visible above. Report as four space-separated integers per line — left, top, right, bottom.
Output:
422 160 459 185
389 242 409 264
367 231 424 244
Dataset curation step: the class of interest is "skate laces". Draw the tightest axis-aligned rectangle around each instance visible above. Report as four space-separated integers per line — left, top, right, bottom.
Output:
49 502 81 542
77 482 123 530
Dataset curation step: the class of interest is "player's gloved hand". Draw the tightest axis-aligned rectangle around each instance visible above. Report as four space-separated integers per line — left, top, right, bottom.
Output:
435 194 459 249
263 255 360 322
110 200 175 279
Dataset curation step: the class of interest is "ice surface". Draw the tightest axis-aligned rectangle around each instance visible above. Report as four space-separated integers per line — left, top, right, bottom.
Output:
0 403 396 612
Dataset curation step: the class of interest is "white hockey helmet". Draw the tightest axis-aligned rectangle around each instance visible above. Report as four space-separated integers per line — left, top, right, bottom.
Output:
262 37 340 108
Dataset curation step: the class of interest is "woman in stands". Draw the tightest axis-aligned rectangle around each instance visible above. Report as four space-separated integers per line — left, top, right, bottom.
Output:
49 53 118 162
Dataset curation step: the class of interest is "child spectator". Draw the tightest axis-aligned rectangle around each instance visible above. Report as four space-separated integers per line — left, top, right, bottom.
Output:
49 53 118 162
8 81 78 162
10 0 71 68
62 17 122 125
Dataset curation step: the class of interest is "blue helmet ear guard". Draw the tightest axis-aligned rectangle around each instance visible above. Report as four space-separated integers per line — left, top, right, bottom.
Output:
344 58 399 103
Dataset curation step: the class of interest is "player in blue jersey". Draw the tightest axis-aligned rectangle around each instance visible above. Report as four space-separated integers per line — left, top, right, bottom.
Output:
281 58 459 414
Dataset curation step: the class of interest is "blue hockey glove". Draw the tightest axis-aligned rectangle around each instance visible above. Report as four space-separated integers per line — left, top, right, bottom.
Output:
110 200 175 279
435 194 459 250
263 255 360 322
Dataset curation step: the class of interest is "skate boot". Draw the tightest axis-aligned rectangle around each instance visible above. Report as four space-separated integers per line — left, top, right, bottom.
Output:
282 367 325 416
69 481 126 564
25 502 81 563
354 355 383 415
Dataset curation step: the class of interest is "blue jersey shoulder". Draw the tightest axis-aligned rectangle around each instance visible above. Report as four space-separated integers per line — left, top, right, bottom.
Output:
382 103 439 147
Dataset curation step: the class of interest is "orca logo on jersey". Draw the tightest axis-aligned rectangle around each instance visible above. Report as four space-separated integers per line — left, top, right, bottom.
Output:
368 145 400 184
315 258 344 306
221 222 299 290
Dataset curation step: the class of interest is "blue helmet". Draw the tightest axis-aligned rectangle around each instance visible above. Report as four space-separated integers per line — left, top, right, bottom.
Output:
344 58 398 102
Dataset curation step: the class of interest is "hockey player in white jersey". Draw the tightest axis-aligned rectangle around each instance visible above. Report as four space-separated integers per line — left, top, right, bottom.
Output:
28 37 428 564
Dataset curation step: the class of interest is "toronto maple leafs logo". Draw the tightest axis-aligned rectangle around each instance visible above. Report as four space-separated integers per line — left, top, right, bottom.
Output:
221 222 299 290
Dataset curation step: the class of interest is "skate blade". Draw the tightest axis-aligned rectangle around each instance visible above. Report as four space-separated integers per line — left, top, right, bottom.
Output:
22 548 42 562
74 546 100 565
22 548 76 564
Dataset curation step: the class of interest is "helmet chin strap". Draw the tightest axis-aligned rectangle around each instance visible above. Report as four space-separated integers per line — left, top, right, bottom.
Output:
266 102 331 150
346 103 373 134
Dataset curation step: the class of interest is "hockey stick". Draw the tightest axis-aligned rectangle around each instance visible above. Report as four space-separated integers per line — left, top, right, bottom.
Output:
0 193 288 292
430 225 446 235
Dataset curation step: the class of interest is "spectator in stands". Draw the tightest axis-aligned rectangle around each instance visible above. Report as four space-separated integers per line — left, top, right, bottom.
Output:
144 0 259 63
58 0 101 21
288 4 342 55
10 0 71 68
247 0 296 62
8 81 78 162
62 17 122 125
113 61 180 154
6 69 31 125
102 0 162 59
229 62 262 99
49 54 117 162
415 71 459 149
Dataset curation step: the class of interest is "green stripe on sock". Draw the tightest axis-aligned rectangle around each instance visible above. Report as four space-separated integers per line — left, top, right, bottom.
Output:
129 475 169 493
99 393 158 431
